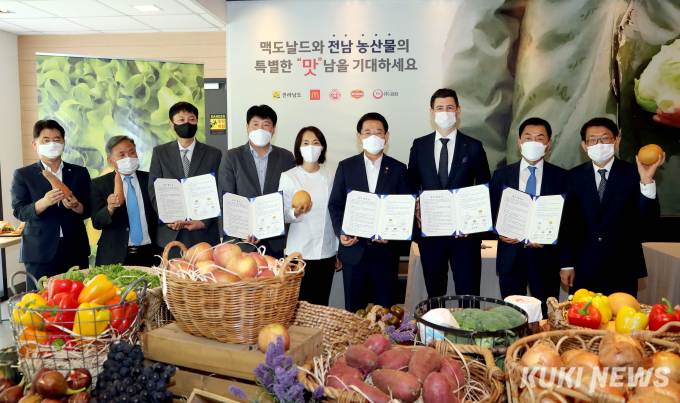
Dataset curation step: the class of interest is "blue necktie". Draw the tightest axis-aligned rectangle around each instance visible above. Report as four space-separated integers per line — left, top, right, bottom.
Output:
526 166 537 196
124 176 143 246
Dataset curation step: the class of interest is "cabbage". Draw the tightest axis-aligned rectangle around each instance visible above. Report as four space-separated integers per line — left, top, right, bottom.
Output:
635 39 680 113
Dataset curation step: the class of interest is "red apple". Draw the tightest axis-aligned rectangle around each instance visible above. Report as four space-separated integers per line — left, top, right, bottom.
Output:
168 258 195 274
186 242 213 264
263 255 278 271
256 270 275 278
258 324 290 353
214 243 242 267
196 260 218 274
226 255 258 279
242 252 248 256
247 252 268 270
210 268 240 283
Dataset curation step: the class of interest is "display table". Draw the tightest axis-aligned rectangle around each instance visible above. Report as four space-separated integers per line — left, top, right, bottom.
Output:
639 243 680 306
0 236 21 307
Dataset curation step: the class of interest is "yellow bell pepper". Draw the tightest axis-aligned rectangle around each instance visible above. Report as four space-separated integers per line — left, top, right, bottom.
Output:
73 303 110 336
115 286 136 301
577 293 612 324
12 293 48 328
615 306 649 333
78 274 116 305
573 289 594 303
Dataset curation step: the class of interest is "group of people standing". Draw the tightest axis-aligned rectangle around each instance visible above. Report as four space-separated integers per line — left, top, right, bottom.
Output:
11 88 663 317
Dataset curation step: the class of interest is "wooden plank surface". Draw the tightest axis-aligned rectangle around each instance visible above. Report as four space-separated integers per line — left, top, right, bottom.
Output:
143 323 323 381
0 237 21 249
168 369 262 403
188 389 242 403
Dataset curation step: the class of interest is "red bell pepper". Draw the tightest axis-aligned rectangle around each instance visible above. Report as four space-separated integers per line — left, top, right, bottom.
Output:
649 298 680 332
568 300 602 330
46 277 85 301
106 298 138 333
40 293 79 332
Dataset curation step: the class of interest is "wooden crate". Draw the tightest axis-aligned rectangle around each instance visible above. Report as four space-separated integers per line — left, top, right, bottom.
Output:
143 323 323 381
187 389 241 403
168 369 269 403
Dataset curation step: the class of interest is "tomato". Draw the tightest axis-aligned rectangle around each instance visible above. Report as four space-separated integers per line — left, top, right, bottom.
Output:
390 305 404 320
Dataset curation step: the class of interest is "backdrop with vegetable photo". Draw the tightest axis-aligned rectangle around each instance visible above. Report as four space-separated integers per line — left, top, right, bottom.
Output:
36 54 206 265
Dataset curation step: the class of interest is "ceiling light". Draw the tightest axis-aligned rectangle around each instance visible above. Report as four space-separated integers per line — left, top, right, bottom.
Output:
0 9 14 13
133 5 161 12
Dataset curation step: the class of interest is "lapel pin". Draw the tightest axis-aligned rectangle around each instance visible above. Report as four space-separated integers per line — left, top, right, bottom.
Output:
68 169 71 171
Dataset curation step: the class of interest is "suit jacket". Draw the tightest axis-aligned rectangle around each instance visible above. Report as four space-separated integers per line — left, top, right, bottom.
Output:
490 161 572 275
148 140 222 247
91 171 157 266
218 142 295 252
567 158 660 280
328 153 411 265
11 161 91 264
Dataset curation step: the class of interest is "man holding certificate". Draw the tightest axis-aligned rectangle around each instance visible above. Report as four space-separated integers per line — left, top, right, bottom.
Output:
562 117 663 296
148 102 223 257
328 112 411 312
407 89 491 299
490 118 570 317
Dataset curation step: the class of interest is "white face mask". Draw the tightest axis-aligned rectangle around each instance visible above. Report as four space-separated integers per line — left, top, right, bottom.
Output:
434 112 457 131
361 135 386 155
115 157 139 175
249 128 272 147
587 143 616 164
300 145 323 163
520 141 548 162
38 142 64 159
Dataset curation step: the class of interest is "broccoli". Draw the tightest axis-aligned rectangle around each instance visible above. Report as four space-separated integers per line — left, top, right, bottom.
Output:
475 311 511 332
491 306 527 328
451 311 465 326
460 317 482 332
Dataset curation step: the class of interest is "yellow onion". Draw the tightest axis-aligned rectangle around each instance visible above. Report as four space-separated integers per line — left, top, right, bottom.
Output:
598 333 644 373
628 390 677 403
520 342 562 369
519 387 561 403
634 375 680 402
577 367 626 398
644 351 680 383
561 350 584 366
565 352 600 370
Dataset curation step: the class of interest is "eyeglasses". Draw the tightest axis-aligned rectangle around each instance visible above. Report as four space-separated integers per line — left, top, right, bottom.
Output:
585 137 616 146
361 132 385 139
39 138 64 144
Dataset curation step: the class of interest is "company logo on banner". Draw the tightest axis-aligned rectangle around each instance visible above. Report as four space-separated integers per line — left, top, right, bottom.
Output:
310 90 321 100
351 90 364 99
329 89 341 100
272 91 281 99
373 89 383 99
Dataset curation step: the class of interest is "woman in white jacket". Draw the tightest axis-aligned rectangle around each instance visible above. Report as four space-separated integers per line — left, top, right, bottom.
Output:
278 126 340 306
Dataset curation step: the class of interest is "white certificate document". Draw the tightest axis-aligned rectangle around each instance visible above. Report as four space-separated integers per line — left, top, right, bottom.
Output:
341 190 416 241
420 184 493 237
153 173 221 223
222 191 285 241
495 187 565 245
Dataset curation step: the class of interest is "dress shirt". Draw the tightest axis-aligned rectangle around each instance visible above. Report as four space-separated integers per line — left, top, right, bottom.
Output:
279 166 338 259
250 143 273 194
41 160 64 237
122 171 152 246
519 158 544 195
364 153 383 193
177 138 197 162
434 129 457 175
592 159 656 199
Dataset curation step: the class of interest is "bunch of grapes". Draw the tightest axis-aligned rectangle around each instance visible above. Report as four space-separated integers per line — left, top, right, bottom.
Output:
91 342 176 403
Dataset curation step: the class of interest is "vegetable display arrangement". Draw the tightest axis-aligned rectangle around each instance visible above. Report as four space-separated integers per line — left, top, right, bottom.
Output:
445 306 527 350
0 368 94 403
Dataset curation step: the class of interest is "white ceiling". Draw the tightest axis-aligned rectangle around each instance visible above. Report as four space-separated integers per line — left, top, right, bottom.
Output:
0 0 227 35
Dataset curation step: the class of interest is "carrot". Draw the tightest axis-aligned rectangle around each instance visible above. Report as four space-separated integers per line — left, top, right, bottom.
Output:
42 170 72 199
114 172 125 203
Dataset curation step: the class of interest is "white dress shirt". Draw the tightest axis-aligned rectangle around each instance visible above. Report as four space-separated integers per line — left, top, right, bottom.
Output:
41 160 64 237
364 153 383 193
122 172 152 246
278 166 339 259
519 158 544 195
434 129 457 175
177 138 197 162
592 159 656 199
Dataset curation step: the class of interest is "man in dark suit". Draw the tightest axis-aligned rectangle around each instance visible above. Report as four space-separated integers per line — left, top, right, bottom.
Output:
91 136 157 267
218 105 294 259
329 112 410 312
148 102 223 257
562 117 663 296
490 118 571 317
11 120 91 288
407 88 491 299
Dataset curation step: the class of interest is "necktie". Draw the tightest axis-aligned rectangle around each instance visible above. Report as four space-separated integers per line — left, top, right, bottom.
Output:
598 169 607 202
181 149 190 178
438 138 450 188
124 176 143 246
526 166 537 196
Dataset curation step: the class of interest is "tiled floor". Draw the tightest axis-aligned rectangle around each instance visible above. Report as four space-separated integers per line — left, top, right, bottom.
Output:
0 301 16 349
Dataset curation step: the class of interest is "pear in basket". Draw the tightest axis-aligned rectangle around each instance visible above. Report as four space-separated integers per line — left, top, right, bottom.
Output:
226 255 258 279
168 258 195 274
186 242 213 264
214 243 242 267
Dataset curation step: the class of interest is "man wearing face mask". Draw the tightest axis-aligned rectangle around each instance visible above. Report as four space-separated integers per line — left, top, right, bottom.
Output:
91 136 157 266
218 104 294 259
328 112 410 312
563 117 664 296
490 118 571 317
148 102 223 257
407 89 491 300
11 120 91 289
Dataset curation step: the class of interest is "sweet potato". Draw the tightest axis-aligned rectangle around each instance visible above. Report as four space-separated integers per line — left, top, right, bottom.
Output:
42 170 72 199
326 374 390 403
335 356 348 367
440 372 463 399
377 349 412 371
346 345 378 373
372 369 421 403
440 356 465 397
423 372 459 403
364 334 392 356
114 172 124 203
408 347 443 381
326 365 363 384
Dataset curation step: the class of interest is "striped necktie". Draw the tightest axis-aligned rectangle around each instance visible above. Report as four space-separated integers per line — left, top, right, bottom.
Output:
181 149 190 178
598 169 607 202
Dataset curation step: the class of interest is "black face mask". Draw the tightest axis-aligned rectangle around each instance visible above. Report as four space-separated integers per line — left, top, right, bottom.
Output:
174 122 198 139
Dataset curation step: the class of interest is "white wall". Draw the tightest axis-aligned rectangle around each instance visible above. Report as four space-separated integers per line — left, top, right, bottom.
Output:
0 30 25 290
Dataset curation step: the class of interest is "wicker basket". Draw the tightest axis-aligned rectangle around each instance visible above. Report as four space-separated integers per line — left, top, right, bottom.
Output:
161 241 304 344
292 301 383 354
299 340 505 403
505 328 680 403
547 296 680 343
